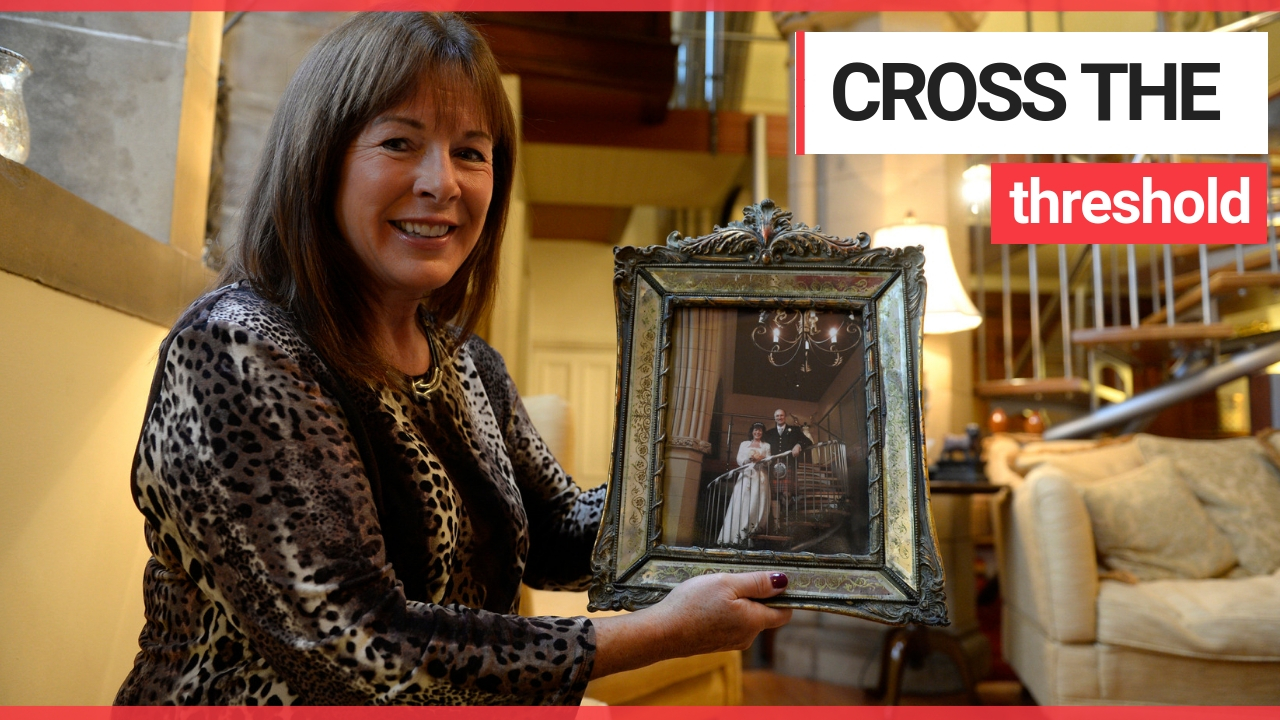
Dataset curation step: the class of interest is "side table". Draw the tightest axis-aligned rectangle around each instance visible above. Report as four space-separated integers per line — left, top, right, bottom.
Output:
871 481 1002 705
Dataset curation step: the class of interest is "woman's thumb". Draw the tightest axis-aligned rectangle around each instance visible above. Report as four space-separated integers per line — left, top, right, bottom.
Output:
724 570 789 599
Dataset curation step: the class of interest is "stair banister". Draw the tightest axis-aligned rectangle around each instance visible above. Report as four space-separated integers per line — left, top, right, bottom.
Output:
1012 245 1089 378
1092 245 1104 329
1045 339 1280 440
1199 245 1213 323
1002 243 1013 380
1268 156 1278 272
1126 245 1139 328
1110 245 1121 326
1029 244 1043 378
1150 246 1161 315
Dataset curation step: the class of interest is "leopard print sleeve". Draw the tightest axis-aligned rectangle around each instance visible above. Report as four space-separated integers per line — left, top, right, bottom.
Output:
121 291 594 705
464 337 606 592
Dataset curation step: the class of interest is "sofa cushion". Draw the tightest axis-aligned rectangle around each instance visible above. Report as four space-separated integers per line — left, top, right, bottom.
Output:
1135 434 1280 576
1015 439 1145 483
1079 458 1237 581
1097 570 1280 661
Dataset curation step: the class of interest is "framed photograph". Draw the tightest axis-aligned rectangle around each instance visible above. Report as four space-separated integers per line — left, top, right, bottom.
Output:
588 200 948 626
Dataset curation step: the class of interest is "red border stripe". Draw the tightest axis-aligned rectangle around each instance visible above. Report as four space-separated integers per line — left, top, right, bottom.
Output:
795 30 805 157
6 706 1280 719
3 0 1279 9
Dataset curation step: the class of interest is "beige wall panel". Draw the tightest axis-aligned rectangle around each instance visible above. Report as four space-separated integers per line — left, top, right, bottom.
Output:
528 239 618 346
739 13 789 117
169 12 225 256
529 349 615 489
484 75 531 389
0 270 164 704
534 358 573 401
527 237 629 489
579 360 617 485
0 158 214 328
976 11 1155 32
523 144 747 209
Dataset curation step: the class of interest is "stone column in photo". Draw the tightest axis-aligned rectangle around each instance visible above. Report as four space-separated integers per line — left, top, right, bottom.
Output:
661 308 724 545
774 10 986 692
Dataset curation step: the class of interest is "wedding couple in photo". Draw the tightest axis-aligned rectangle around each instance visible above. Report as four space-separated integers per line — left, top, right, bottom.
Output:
716 409 813 546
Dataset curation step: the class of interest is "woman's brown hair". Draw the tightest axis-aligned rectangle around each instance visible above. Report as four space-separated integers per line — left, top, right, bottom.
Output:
218 12 515 383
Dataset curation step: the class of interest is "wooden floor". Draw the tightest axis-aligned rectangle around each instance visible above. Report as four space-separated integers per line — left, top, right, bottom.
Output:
741 670 1030 706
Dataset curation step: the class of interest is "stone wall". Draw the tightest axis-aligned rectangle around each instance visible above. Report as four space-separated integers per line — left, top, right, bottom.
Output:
0 13 190 242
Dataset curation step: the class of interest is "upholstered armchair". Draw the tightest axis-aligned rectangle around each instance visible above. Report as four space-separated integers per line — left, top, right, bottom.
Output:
990 435 1280 705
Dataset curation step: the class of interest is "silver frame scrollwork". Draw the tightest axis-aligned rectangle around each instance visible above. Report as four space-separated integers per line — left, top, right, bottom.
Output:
587 200 948 626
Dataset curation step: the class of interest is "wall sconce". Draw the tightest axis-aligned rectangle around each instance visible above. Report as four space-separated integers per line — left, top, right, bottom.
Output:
0 47 31 164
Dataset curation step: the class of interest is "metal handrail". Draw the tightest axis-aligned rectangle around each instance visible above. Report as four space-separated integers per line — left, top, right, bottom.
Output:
1211 11 1280 33
706 440 841 486
700 440 849 550
1044 338 1280 439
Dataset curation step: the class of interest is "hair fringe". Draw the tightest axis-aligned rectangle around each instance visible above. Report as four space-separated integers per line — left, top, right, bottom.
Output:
217 12 515 385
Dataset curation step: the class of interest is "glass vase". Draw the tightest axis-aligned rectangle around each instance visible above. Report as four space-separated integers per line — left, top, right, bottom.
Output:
0 47 31 164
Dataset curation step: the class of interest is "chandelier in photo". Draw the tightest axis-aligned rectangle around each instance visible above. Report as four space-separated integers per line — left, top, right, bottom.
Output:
752 309 862 372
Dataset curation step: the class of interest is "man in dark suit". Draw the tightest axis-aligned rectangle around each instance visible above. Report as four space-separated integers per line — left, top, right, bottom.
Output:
763 408 811 459
763 409 812 529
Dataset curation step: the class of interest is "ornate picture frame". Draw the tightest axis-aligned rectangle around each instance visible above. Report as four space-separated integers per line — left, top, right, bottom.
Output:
587 200 948 626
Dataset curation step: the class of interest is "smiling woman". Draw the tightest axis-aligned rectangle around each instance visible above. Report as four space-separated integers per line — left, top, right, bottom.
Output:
334 90 496 376
114 12 790 707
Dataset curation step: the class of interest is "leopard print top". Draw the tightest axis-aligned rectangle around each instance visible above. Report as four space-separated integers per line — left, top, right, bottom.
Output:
115 285 606 705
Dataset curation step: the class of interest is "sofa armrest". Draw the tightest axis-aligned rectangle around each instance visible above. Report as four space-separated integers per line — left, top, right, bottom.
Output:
1003 467 1099 643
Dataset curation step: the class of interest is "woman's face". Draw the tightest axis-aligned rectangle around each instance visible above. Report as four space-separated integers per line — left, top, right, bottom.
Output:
753 427 763 440
334 81 495 306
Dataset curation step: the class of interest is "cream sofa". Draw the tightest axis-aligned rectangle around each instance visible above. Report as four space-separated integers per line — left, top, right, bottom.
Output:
988 434 1280 705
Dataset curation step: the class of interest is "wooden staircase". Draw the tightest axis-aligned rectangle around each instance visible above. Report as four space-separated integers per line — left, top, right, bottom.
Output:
974 156 1280 426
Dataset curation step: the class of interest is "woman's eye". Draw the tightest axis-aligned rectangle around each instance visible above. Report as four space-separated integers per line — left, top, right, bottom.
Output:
456 147 489 163
381 138 410 151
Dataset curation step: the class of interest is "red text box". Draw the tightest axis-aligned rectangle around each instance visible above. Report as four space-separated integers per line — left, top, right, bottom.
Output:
992 162 1268 244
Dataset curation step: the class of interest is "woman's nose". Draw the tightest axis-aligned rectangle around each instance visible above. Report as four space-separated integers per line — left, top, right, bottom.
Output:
412 148 460 202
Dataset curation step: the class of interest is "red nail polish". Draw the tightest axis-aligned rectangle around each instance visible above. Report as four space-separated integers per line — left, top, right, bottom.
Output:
770 572 788 589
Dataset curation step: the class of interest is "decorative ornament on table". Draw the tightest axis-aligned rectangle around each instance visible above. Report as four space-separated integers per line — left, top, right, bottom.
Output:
1023 409 1046 435
988 407 1009 434
0 47 31 164
929 423 986 483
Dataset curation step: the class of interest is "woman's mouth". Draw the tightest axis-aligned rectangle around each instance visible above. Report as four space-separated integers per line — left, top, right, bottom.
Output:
392 220 452 238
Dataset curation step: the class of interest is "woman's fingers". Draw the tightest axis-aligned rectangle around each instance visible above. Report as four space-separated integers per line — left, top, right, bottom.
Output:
720 570 790 599
767 607 794 627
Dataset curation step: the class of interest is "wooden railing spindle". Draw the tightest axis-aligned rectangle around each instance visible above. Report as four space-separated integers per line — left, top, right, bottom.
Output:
1029 244 1043 378
1268 156 1278 273
1199 244 1212 324
1002 244 1013 379
1150 246 1161 314
1110 245 1121 326
1127 245 1139 328
1092 244 1105 329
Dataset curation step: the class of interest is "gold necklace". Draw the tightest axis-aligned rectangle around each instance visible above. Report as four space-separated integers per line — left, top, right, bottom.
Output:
410 327 445 402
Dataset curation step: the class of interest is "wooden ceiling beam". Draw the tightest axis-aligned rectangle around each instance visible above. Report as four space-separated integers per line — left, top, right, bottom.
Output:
477 13 676 125
525 109 789 157
529 203 634 244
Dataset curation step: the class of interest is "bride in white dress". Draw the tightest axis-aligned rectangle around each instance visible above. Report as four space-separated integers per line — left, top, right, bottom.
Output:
717 422 772 545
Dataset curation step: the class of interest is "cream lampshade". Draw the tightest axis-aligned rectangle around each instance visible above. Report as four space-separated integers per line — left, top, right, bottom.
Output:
873 217 982 334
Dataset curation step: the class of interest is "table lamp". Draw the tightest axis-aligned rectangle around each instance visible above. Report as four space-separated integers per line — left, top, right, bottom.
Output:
872 214 981 335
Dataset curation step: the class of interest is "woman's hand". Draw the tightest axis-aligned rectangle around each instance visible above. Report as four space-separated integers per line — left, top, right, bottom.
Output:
589 571 793 678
